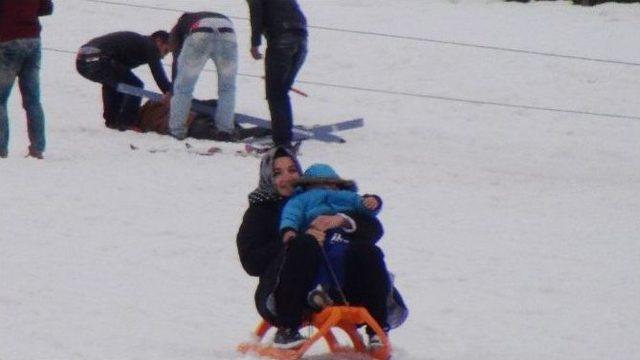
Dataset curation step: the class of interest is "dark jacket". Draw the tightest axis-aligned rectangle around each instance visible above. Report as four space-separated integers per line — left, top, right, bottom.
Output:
0 0 53 43
237 198 385 277
82 31 171 93
246 0 307 47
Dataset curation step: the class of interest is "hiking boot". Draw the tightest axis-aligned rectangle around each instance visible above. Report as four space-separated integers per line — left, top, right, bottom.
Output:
307 285 333 311
27 146 43 159
273 328 306 349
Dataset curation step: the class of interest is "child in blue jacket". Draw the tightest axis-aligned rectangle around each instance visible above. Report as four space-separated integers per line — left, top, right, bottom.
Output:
280 163 382 302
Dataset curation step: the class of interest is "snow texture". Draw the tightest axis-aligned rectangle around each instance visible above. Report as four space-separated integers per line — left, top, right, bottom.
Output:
1 1 639 359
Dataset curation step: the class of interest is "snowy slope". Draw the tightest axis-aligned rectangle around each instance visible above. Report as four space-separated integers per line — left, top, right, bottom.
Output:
1 1 639 359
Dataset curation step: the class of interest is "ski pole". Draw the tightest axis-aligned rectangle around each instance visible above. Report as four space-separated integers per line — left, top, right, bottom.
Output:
260 76 308 97
290 87 308 97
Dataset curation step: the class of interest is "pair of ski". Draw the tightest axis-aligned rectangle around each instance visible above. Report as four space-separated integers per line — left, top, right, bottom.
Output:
117 83 364 146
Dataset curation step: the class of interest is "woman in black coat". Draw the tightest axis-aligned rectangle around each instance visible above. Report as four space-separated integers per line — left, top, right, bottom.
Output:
236 146 407 349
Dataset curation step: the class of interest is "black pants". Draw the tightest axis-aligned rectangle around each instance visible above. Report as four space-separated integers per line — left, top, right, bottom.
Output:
264 32 307 146
76 58 142 128
344 242 391 332
275 235 321 329
275 237 390 331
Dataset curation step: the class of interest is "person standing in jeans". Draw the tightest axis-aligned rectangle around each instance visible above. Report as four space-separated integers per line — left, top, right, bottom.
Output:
247 0 308 148
0 0 53 159
168 12 241 141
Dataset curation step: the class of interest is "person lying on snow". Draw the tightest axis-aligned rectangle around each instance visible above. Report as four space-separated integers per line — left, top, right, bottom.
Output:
236 147 407 350
137 98 269 141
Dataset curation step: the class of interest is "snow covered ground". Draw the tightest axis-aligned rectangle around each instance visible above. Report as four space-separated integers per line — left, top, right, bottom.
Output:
2 1 640 359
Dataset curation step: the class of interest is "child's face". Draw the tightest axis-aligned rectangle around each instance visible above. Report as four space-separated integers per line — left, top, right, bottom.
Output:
273 156 300 197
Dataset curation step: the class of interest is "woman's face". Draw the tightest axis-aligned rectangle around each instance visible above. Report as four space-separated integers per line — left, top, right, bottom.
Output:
273 156 300 197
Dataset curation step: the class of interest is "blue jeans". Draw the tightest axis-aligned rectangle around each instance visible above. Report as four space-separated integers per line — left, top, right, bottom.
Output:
0 38 46 154
169 31 237 138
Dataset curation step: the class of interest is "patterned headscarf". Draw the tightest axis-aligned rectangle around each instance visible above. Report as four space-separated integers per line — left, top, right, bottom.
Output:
248 146 302 204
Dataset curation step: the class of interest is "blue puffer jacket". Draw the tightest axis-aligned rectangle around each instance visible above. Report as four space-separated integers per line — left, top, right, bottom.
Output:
280 163 380 232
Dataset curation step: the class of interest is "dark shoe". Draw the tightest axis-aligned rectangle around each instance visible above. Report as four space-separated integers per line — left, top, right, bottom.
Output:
209 129 235 142
307 285 333 312
27 146 43 159
273 328 306 349
0 149 7 158
169 130 187 141
368 333 385 349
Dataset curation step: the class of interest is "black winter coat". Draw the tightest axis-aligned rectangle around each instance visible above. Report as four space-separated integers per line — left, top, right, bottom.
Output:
246 0 307 48
82 32 171 93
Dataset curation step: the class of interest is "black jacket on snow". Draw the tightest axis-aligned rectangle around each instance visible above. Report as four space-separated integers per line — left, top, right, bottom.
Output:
246 0 307 48
83 31 171 93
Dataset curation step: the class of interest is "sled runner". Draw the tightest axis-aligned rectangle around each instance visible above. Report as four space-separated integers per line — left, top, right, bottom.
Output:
237 306 391 360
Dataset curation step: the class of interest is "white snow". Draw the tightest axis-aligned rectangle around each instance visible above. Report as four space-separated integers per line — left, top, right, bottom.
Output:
1 1 639 359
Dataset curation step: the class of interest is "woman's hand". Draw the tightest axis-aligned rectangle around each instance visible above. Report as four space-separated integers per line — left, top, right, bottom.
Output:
309 214 347 232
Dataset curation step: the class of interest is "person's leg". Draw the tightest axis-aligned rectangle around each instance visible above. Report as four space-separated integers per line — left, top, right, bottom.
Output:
76 58 117 128
275 235 321 329
0 41 23 156
101 84 121 128
169 33 210 139
115 70 143 128
344 242 391 332
17 39 45 154
282 35 307 97
210 36 237 133
264 36 298 146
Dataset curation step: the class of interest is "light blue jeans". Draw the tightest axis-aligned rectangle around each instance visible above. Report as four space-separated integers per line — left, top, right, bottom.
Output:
169 31 237 138
0 38 46 154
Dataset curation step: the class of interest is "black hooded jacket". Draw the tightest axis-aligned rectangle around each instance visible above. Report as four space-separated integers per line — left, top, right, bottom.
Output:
82 31 171 93
246 0 307 47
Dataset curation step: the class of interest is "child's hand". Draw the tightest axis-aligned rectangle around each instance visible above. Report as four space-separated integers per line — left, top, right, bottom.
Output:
283 230 297 244
363 195 380 210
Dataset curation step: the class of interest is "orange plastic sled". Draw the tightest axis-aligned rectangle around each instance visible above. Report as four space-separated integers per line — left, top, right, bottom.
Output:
237 306 391 360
